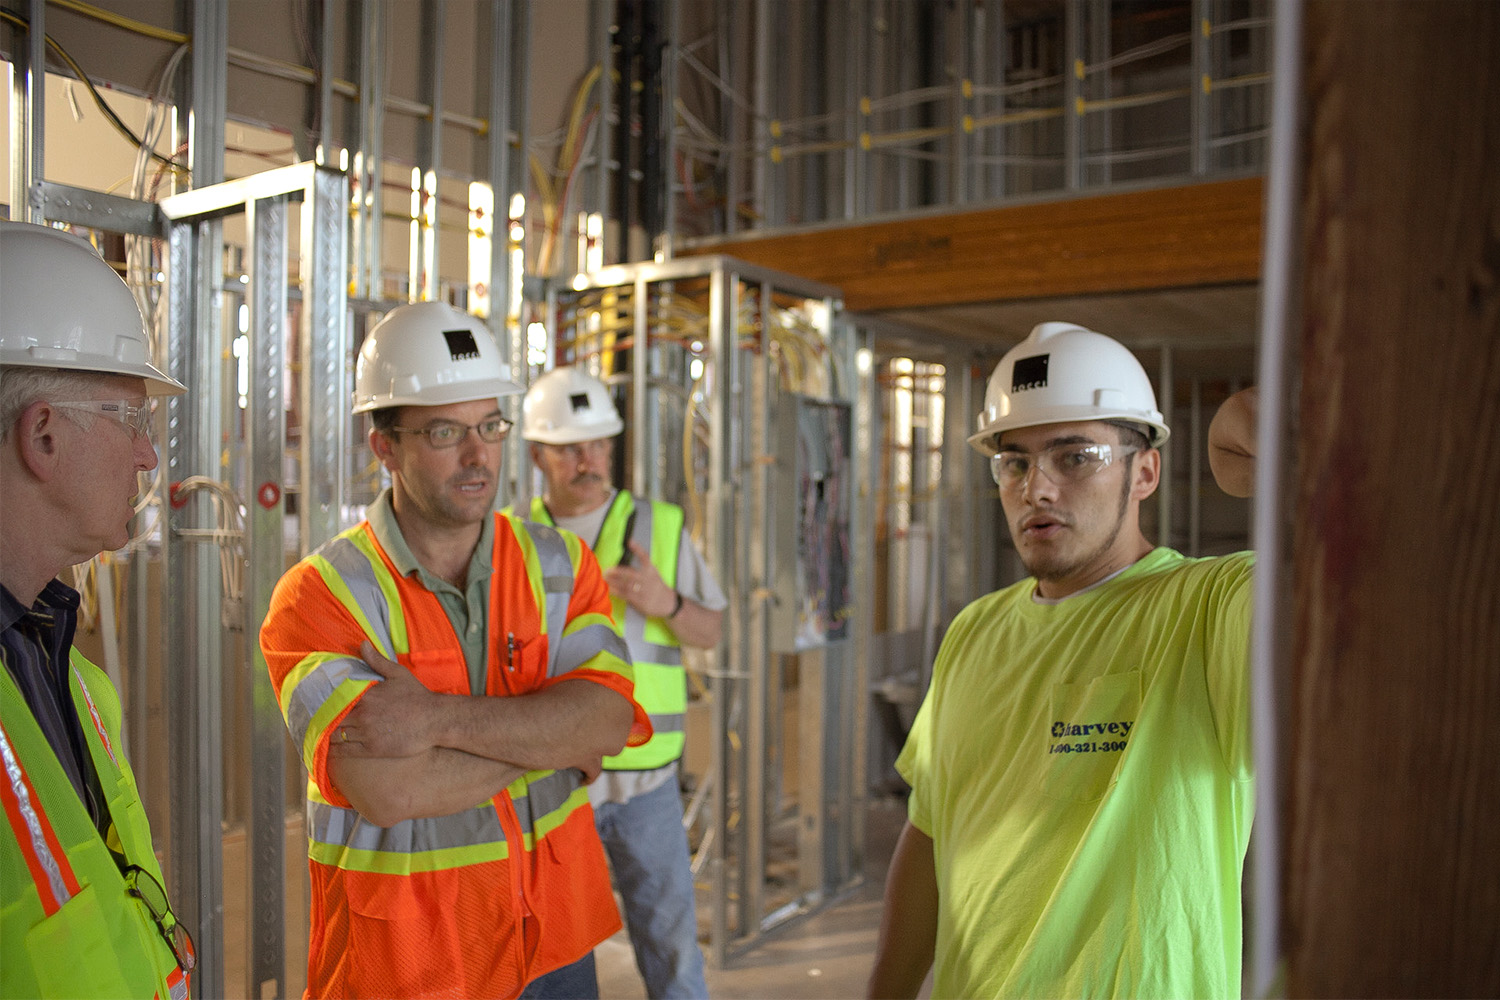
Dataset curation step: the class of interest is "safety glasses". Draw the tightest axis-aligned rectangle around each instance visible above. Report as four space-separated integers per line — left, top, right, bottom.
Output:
990 442 1139 489
53 399 154 439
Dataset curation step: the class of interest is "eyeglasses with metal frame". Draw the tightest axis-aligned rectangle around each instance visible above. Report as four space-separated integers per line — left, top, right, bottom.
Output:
389 415 513 449
990 441 1140 489
123 864 197 973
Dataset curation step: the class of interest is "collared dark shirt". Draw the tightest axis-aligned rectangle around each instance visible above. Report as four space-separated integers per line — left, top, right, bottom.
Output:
1 579 108 832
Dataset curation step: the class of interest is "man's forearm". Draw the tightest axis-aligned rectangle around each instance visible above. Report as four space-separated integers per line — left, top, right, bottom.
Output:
432 678 633 773
668 599 723 649
330 746 526 827
868 821 940 999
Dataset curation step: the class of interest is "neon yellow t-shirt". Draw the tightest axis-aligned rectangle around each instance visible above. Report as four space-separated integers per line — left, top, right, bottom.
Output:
897 547 1255 999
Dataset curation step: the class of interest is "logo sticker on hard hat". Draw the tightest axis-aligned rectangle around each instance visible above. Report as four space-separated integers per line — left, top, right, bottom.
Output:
568 392 590 412
1012 354 1049 392
442 328 481 361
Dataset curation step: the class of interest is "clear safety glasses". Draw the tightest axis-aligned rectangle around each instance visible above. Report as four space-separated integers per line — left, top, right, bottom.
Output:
53 399 155 439
990 442 1140 489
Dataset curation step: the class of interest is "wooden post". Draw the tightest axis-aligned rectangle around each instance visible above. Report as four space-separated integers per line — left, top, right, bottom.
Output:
1286 2 1500 995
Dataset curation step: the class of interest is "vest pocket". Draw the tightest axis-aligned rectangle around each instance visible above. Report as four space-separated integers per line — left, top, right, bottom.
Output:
1039 671 1141 803
26 881 139 998
345 869 467 996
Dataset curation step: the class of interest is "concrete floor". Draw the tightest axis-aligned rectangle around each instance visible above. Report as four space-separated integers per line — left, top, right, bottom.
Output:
219 795 911 999
596 795 912 1000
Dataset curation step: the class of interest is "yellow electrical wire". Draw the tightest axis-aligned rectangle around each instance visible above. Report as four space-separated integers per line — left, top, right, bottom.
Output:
48 0 189 44
0 9 187 172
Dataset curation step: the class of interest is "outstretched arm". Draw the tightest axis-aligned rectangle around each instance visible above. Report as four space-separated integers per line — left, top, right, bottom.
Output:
1209 386 1259 498
867 821 940 999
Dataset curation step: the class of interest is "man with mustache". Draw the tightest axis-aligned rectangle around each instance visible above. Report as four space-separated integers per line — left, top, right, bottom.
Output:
867 322 1259 999
514 366 723 999
259 303 651 999
1 221 195 998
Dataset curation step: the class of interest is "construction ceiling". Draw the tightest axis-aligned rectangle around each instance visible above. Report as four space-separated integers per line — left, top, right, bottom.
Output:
860 282 1261 381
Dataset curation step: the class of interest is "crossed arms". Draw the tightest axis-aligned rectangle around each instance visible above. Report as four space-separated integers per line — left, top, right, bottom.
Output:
328 640 634 827
261 541 642 829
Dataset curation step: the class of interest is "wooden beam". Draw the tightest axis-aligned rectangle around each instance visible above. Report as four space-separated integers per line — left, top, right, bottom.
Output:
1285 2 1500 996
686 177 1263 311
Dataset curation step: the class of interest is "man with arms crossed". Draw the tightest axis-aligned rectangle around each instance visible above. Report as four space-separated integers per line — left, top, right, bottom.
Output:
1 221 195 998
517 366 724 999
867 322 1258 999
260 303 651 999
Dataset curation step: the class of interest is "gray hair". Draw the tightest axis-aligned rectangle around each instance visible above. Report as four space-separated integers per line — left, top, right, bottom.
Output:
0 367 117 441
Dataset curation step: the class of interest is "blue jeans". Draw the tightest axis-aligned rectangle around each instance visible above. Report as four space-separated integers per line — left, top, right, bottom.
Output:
593 776 709 999
520 952 598 999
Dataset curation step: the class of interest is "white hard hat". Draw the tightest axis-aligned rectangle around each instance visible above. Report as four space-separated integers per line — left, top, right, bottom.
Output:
520 366 623 444
352 301 522 414
0 221 186 396
968 321 1170 456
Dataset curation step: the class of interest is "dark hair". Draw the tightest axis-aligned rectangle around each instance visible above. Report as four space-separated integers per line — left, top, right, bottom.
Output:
369 408 400 434
1106 421 1152 453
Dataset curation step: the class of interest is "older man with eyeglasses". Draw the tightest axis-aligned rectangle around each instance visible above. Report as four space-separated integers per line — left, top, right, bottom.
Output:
259 301 651 1000
1 220 195 998
868 322 1260 1000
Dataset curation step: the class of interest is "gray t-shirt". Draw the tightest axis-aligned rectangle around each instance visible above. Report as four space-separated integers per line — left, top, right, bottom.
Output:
367 489 496 697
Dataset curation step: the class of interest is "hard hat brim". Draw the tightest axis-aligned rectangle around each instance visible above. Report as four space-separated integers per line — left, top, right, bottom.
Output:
967 404 1170 456
352 374 524 414
0 350 187 396
521 415 625 445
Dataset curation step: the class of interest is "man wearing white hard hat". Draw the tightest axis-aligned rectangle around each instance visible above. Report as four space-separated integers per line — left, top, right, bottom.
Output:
259 303 651 999
515 366 724 1000
1 221 196 998
868 322 1259 999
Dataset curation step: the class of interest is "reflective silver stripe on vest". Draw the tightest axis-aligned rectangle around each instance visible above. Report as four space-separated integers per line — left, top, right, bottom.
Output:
553 622 631 676
646 714 686 734
516 520 578 678
0 723 72 907
286 655 380 750
620 502 683 667
633 639 682 666
509 768 583 831
319 534 397 644
308 798 505 853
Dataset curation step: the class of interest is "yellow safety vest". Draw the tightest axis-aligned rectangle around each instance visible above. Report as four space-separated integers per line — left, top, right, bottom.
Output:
1 651 190 1000
527 492 687 770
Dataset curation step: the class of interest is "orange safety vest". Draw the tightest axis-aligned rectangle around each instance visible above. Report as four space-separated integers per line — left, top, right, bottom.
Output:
260 512 648 999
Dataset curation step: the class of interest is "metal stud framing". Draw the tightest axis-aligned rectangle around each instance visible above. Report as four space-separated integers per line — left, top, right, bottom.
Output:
161 161 348 1000
554 256 863 963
